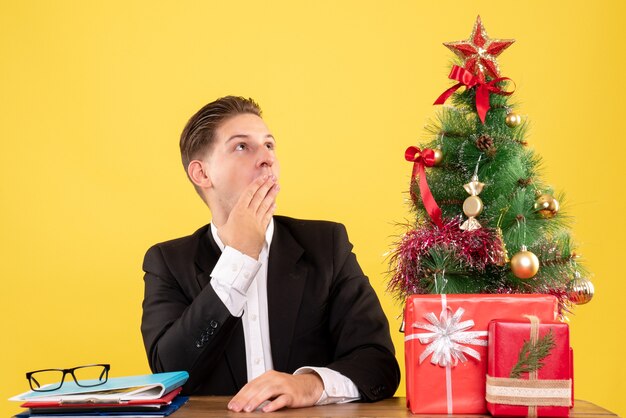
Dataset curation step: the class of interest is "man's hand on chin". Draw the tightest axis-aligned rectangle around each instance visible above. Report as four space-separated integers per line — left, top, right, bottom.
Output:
227 370 324 413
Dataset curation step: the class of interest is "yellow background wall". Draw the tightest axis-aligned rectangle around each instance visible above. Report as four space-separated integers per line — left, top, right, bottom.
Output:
1 1 624 416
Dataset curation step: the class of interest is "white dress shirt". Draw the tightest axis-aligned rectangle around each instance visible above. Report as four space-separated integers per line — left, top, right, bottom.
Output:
209 219 360 405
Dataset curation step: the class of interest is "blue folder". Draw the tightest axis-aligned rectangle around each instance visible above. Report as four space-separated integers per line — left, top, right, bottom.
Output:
11 372 189 403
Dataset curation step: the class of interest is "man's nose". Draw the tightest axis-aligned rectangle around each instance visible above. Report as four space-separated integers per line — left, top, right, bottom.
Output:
257 147 275 168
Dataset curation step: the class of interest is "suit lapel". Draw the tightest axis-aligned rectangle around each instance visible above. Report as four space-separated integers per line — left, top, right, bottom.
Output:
194 225 247 390
267 220 306 372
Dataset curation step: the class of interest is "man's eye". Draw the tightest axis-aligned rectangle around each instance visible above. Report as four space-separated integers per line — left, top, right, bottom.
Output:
235 143 247 151
265 143 275 150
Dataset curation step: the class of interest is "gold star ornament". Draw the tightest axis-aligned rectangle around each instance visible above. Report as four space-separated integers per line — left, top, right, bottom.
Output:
444 16 515 79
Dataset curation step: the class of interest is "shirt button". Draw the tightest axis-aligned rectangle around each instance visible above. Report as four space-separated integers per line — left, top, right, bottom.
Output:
250 314 257 321
331 387 337 395
231 264 238 272
254 358 261 365
244 271 251 279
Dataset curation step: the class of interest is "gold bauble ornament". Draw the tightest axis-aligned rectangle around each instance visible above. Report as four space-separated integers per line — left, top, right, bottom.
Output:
510 245 540 279
433 148 444 166
568 273 594 305
534 192 560 219
505 112 522 127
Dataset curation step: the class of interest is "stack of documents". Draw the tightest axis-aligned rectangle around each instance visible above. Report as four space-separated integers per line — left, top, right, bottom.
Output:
10 372 189 417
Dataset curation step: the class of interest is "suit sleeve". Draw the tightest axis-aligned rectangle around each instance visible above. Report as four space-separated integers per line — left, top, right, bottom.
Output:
323 223 401 402
140 244 241 393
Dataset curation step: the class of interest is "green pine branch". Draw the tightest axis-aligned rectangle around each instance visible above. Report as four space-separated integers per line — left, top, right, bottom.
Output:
509 329 556 378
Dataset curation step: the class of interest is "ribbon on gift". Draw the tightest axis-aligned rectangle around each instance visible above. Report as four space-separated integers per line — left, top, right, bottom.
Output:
408 302 488 367
404 294 488 413
485 316 572 417
433 65 515 123
485 376 572 407
405 146 443 228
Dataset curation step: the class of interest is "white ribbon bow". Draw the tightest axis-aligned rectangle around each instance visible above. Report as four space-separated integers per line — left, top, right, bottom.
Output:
410 306 488 367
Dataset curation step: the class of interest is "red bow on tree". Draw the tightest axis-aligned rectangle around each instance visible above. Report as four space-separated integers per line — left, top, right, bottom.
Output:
405 146 443 228
434 65 514 123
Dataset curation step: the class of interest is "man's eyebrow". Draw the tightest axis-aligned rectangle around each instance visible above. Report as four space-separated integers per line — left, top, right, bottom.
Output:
225 134 275 143
225 134 250 143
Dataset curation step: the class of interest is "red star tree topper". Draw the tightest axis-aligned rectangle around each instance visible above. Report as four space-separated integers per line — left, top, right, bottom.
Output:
444 15 515 80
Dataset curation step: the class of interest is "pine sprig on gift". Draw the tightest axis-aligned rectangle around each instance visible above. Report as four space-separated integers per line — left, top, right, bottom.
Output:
509 329 556 378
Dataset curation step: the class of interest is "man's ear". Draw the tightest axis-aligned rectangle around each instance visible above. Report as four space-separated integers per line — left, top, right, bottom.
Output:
187 160 212 189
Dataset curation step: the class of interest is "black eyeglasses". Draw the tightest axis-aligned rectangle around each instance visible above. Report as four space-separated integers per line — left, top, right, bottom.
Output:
26 364 110 392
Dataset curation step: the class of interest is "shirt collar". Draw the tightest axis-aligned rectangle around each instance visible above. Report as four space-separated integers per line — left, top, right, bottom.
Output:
210 217 275 253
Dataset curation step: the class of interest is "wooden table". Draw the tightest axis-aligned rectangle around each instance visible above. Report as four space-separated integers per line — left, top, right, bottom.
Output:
176 397 619 417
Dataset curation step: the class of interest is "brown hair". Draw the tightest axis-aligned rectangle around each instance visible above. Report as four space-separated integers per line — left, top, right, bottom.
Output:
179 96 262 169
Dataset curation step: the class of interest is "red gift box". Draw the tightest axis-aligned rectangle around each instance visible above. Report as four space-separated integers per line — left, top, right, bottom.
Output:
486 317 572 417
404 294 558 414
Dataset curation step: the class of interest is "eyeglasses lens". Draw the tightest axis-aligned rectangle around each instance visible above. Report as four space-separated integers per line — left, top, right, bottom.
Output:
73 365 109 387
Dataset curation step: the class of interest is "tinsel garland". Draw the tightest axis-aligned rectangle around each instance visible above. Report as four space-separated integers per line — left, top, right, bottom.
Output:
388 216 506 297
388 216 572 315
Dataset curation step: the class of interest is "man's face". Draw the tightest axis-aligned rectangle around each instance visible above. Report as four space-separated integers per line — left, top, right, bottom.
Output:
203 113 280 213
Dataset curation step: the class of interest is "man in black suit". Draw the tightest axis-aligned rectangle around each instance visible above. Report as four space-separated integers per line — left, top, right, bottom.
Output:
141 96 400 413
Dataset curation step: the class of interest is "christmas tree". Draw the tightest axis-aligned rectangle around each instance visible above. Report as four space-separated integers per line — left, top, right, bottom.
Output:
388 16 594 317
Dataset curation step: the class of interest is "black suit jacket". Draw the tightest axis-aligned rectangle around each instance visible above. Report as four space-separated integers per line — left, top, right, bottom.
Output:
141 216 400 401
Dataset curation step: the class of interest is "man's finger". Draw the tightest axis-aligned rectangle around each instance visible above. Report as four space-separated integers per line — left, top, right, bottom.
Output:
262 394 291 413
256 183 279 217
228 376 274 412
248 176 277 212
239 385 278 413
237 174 270 209
260 203 277 230
228 383 254 412
228 392 252 412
